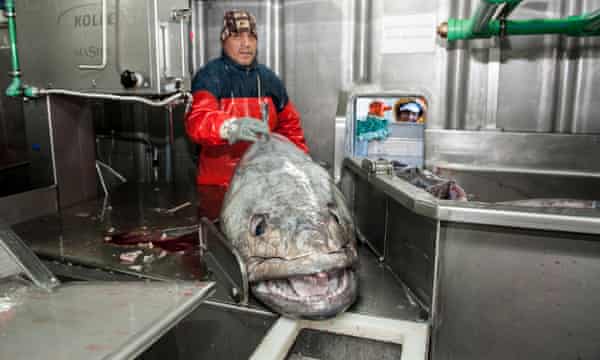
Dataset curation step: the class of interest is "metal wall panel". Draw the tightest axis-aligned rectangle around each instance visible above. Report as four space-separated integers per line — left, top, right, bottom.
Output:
426 129 600 175
372 0 441 112
433 222 600 360
354 176 387 258
440 0 600 133
0 186 57 225
386 200 437 309
282 0 349 168
22 98 55 191
341 160 436 310
49 96 98 208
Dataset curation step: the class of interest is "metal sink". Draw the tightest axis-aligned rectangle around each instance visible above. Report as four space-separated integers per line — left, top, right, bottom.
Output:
286 329 403 360
139 301 277 360
251 312 428 360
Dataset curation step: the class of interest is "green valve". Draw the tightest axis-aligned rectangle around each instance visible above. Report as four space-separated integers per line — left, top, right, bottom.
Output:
5 77 20 97
438 0 600 41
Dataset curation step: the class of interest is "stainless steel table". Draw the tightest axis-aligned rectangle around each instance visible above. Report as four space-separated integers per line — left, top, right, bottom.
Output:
0 277 214 360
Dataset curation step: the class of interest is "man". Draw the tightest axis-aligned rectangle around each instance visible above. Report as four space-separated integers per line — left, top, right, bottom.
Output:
185 10 308 219
394 102 423 123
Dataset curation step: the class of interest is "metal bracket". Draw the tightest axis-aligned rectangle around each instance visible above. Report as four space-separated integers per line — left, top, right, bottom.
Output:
199 218 249 305
361 158 393 177
0 223 60 291
171 8 192 22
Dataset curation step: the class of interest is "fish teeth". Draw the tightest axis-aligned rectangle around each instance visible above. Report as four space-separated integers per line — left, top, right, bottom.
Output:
255 269 353 304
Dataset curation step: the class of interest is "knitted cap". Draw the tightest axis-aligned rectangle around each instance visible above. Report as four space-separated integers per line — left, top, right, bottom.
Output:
221 10 257 41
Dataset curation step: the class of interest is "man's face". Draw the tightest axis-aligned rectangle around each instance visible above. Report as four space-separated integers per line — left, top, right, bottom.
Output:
223 32 257 66
398 111 419 122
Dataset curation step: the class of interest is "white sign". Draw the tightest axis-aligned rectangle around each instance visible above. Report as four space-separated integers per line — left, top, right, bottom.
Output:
381 14 437 54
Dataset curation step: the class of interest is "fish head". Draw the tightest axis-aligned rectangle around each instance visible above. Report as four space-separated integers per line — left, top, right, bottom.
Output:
225 183 358 319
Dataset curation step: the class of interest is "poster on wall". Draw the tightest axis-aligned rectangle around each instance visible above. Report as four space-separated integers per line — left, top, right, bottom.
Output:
381 14 437 54
353 96 427 167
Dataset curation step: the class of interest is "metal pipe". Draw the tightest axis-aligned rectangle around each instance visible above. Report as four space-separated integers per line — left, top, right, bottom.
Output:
265 0 273 69
96 160 127 183
160 23 170 78
37 89 191 107
165 105 174 183
484 46 501 130
194 0 207 70
191 1 200 71
46 96 58 187
96 131 165 181
96 161 109 198
179 16 187 79
446 0 470 130
554 1 582 133
497 19 585 36
96 132 156 148
152 147 159 182
272 0 284 78
353 0 370 83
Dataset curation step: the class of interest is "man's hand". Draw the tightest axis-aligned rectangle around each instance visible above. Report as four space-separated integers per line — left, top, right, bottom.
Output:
220 117 270 144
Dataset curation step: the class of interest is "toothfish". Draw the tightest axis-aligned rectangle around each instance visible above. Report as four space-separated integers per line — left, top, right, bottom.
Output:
220 134 358 319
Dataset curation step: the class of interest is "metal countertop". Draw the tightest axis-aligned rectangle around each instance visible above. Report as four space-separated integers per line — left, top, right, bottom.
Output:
0 277 215 360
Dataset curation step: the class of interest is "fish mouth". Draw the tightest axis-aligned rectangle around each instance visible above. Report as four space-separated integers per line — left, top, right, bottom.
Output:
251 268 358 319
247 247 358 283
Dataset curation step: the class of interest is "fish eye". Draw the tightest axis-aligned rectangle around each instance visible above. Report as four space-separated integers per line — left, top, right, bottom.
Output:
250 214 268 237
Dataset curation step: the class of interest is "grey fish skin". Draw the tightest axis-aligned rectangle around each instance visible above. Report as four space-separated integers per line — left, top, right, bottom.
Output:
392 164 468 201
220 134 358 319
498 198 599 209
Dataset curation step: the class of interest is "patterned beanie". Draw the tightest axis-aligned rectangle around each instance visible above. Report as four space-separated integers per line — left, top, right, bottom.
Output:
221 10 258 41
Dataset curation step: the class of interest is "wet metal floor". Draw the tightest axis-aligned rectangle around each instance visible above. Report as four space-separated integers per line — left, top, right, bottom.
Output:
13 183 424 322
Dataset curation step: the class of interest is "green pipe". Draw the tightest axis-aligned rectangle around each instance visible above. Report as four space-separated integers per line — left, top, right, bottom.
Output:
4 0 38 97
4 0 21 97
439 0 600 41
446 12 600 41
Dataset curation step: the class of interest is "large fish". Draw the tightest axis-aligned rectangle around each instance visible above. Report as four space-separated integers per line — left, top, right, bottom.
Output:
220 134 358 319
